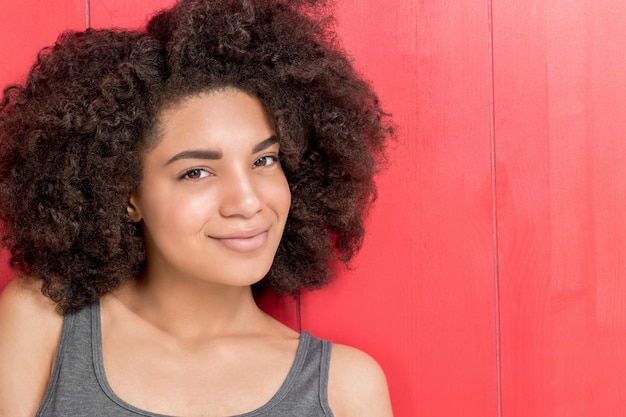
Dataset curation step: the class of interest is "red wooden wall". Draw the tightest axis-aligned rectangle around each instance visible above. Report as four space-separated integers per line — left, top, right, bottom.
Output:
2 1 626 417
494 1 626 415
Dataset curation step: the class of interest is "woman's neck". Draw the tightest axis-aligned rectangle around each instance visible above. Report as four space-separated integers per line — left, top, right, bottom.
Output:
112 272 268 342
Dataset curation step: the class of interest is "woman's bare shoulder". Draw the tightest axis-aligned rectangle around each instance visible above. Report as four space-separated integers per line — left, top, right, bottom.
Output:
0 276 58 310
327 343 393 417
0 277 63 417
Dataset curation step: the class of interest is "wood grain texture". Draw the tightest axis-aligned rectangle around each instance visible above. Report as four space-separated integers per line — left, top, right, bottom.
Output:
4 1 626 416
300 1 498 416
89 0 176 29
0 0 86 86
494 0 626 415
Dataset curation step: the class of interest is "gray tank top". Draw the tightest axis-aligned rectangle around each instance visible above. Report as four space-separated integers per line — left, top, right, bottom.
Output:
36 300 334 416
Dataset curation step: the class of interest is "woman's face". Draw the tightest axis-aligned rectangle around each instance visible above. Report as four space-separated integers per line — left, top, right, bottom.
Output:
128 89 291 288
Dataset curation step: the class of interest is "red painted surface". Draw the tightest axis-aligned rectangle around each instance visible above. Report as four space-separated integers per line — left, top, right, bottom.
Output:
493 0 626 416
300 1 497 416
0 0 86 86
89 0 176 29
3 1 626 417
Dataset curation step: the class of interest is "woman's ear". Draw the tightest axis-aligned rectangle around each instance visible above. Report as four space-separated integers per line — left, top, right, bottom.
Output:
127 193 143 222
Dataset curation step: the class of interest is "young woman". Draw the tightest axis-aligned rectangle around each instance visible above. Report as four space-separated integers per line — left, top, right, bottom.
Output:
0 1 394 416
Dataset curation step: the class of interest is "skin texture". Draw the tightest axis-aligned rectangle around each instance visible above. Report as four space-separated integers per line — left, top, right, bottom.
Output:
0 280 393 417
127 90 291 291
0 279 63 417
0 89 393 417
113 89 298 415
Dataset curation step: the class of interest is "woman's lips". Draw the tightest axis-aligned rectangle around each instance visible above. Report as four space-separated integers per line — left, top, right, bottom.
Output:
212 230 269 252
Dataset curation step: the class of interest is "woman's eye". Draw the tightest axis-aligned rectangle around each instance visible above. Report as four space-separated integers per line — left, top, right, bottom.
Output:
181 169 210 180
254 155 279 168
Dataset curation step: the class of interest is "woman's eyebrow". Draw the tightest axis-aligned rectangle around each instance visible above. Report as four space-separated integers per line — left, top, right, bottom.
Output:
165 149 222 165
252 135 279 153
165 135 278 166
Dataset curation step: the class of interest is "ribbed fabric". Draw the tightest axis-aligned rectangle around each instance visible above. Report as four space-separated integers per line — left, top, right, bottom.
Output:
36 300 334 417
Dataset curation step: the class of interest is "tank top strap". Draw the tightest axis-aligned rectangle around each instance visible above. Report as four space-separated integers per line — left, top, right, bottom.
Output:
319 335 332 409
263 331 334 416
36 300 98 416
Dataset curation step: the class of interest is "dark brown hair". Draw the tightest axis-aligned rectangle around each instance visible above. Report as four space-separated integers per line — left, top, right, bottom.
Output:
0 29 166 311
0 0 393 312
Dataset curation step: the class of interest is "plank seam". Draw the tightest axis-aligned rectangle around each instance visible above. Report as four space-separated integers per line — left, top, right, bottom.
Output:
487 0 503 416
295 289 302 332
85 0 91 29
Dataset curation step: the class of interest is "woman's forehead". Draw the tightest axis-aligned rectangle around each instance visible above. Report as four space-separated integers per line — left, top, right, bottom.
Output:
146 90 276 158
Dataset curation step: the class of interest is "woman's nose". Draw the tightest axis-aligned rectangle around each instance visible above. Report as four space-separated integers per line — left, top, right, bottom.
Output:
218 170 263 218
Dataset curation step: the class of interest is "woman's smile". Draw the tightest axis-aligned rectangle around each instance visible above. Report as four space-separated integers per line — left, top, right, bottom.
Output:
210 229 269 252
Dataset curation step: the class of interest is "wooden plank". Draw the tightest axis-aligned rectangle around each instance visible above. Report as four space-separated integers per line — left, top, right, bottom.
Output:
0 250 13 291
300 1 498 416
0 0 85 86
491 1 551 415
0 0 86 291
88 0 176 29
494 0 626 415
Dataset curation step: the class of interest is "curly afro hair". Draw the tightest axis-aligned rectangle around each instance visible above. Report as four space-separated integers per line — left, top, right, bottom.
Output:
147 0 393 297
0 0 392 313
0 29 166 312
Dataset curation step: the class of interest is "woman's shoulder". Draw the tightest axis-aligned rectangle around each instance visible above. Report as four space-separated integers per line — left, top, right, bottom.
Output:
1 275 57 307
0 277 63 417
0 277 62 329
327 342 394 417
